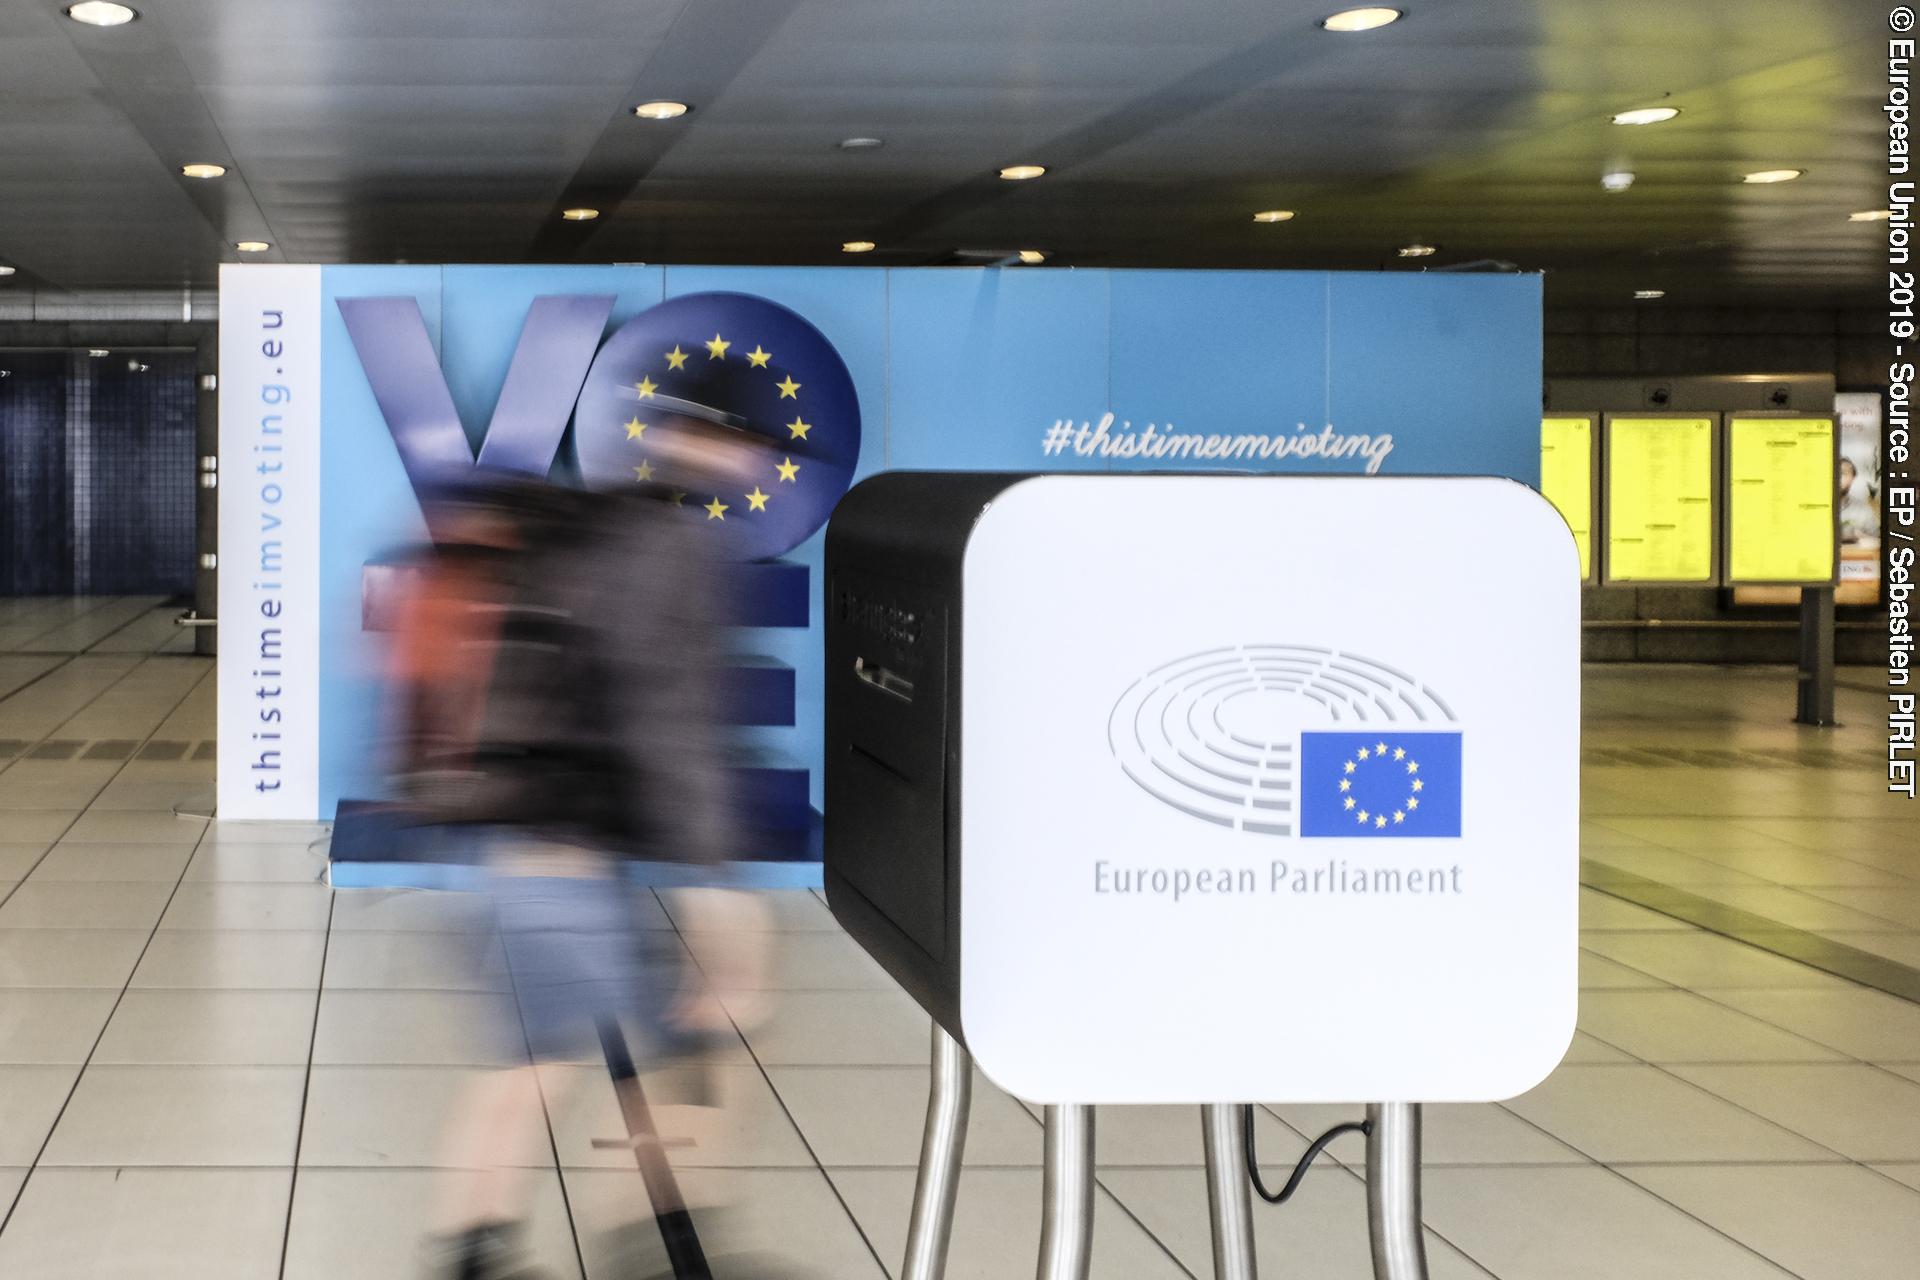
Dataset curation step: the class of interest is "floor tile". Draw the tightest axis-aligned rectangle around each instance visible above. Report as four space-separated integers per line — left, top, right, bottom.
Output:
1681 883 1918 933
728 989 929 1066
1421 1165 1796 1280
323 928 509 991
157 882 333 931
1576 989 1845 1063
298 1065 550 1168
1665 1063 1920 1161
1708 986 1920 1061
130 928 327 989
1576 891 1691 931
1561 1031 1638 1064
203 820 334 847
1798 887 1920 930
1871 1163 1920 1192
313 989 522 1065
330 887 496 933
283 1167 580 1280
27 841 194 882
0 988 119 1063
182 840 332 883
542 1062 814 1169
1819 931 1920 968
40 1064 306 1165
1581 931 1850 989
91 989 317 1065
1103 1166 1490 1280
0 928 148 987
0 1065 80 1163
0 1167 292 1280
1502 1064 1837 1163
570 1167 887 1280
60 810 206 844
0 812 81 844
1623 1163 1920 1280
0 1165 23 1213
684 928 893 991
1578 950 1673 989
0 844 52 880
1264 1101 1585 1167
664 887 838 932
765 1064 1042 1167
0 879 173 930
830 1166 1185 1279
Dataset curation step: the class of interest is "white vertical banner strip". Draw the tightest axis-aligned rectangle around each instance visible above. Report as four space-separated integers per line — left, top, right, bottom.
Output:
217 264 323 820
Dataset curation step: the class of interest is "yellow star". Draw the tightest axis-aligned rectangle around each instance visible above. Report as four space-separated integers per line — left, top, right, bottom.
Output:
1357 747 1370 760
664 346 689 371
1375 814 1387 828
705 334 730 360
745 486 770 512
1411 778 1423 792
1393 810 1406 823
1407 761 1419 775
1343 760 1356 775
775 375 801 399
633 461 654 482
1343 796 1355 810
635 376 658 399
786 416 812 440
1407 796 1420 810
624 418 647 440
1393 747 1406 761
1375 741 1387 755
746 346 771 368
1337 778 1350 792
1357 810 1370 824
704 497 728 520
776 456 800 483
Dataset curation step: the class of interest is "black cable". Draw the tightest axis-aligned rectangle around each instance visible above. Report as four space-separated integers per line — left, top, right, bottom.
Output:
1243 1105 1371 1205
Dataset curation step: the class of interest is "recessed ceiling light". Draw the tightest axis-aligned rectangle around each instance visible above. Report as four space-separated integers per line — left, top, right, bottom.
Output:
1397 243 1437 258
632 101 690 120
181 163 227 180
1612 106 1679 126
1017 250 1047 264
234 240 271 253
561 208 600 221
998 164 1047 181
1851 209 1894 221
841 240 876 254
87 349 111 358
1601 170 1635 192
1742 168 1803 184
65 2 137 27
0 265 15 277
1252 210 1296 223
1319 7 1403 32
838 137 884 150
1634 289 1666 300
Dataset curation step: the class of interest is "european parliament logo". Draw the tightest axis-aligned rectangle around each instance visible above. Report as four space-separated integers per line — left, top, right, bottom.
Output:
1108 644 1463 840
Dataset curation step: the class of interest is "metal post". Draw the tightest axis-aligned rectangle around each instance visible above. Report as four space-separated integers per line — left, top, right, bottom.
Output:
1036 1104 1095 1280
903 1024 973 1280
1795 585 1837 726
1365 1103 1430 1280
1201 1105 1259 1280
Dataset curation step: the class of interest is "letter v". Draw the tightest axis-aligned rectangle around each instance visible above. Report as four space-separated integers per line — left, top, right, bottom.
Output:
337 294 614 487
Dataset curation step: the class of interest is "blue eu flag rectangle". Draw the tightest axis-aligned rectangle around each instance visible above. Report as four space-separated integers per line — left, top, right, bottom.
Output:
1299 731 1462 838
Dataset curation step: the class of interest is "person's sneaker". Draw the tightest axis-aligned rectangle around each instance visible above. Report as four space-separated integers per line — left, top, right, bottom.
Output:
430 1221 544 1280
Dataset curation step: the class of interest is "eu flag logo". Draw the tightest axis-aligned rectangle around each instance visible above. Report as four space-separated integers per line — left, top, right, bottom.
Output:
1299 732 1462 838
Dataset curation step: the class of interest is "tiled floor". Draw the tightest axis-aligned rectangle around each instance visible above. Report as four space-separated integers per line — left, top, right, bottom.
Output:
0 597 1915 1278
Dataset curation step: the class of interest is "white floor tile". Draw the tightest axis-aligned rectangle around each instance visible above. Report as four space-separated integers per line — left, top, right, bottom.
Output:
60 810 206 844
664 887 838 932
0 1167 292 1280
0 879 173 930
92 989 317 1065
1502 1064 1838 1163
182 841 331 883
1871 1163 1920 1192
130 928 327 989
0 1065 80 1163
157 882 333 931
323 928 510 991
1264 1101 1584 1167
329 887 496 933
1624 1163 1920 1280
27 841 194 882
0 928 148 987
1576 989 1846 1063
298 1064 550 1168
1708 986 1920 1061
0 988 119 1063
541 1062 814 1169
1581 931 1850 989
0 844 50 880
685 928 894 991
313 989 523 1066
40 1064 306 1165
283 1167 581 1280
0 812 81 845
766 1064 1044 1167
1665 1063 1920 1162
728 989 929 1066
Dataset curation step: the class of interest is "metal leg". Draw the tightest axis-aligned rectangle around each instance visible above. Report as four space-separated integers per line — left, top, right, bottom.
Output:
1365 1103 1430 1280
903 1024 973 1280
1796 585 1837 726
1201 1105 1259 1280
1036 1104 1096 1280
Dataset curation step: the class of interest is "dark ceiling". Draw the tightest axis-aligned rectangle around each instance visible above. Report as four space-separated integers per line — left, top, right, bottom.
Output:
0 0 1891 305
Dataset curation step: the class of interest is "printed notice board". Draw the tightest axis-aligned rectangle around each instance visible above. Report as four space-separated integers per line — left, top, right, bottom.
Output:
1604 416 1716 583
1726 416 1836 584
1540 416 1596 580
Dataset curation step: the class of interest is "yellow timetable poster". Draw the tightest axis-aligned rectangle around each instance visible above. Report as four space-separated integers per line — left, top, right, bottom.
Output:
1540 417 1594 578
1728 417 1835 583
1605 417 1715 582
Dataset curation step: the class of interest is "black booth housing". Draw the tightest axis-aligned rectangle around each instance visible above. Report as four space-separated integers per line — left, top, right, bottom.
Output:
822 472 1031 1039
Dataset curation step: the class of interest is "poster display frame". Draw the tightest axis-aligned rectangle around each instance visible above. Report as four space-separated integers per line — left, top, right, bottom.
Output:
1540 412 1600 584
1719 411 1841 589
1599 411 1723 587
